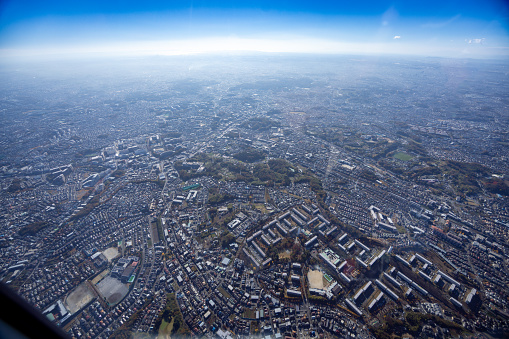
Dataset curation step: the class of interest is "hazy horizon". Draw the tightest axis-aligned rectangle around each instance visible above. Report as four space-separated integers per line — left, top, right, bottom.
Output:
1 0 508 60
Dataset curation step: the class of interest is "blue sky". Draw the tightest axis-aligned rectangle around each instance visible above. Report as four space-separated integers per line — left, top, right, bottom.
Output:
0 0 508 58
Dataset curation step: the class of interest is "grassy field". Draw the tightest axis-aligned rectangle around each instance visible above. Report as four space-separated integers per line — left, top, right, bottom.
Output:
157 318 174 339
253 203 269 214
278 250 291 260
393 152 414 161
395 223 406 234
154 293 190 338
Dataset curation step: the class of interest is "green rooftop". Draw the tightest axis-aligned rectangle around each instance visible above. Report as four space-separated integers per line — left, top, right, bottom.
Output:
183 183 200 191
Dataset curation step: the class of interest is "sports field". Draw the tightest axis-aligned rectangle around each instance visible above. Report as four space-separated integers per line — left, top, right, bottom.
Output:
103 247 119 261
65 282 95 314
307 270 324 289
393 152 413 161
96 276 128 305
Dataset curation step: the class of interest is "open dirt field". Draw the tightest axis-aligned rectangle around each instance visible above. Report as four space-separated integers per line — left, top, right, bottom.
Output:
96 276 128 305
103 247 119 262
65 282 95 314
307 270 324 290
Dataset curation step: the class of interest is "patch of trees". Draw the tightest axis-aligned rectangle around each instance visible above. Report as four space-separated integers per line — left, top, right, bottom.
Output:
74 148 99 158
360 169 377 182
233 147 265 163
370 317 405 339
177 154 227 181
396 129 423 143
162 131 183 139
252 161 293 186
306 127 344 144
484 178 509 196
372 141 400 160
241 116 281 131
208 207 218 220
207 186 234 205
443 161 489 196
220 232 235 248
18 222 49 237
266 237 308 263
409 160 490 196
377 159 405 175
405 312 463 335
308 295 330 304
45 173 63 185
268 159 296 176
151 293 191 337
406 140 426 155
290 241 310 263
271 236 292 253
222 161 243 175
111 169 125 178
178 169 202 182
6 179 22 193
266 108 282 115
445 160 490 176
208 192 235 205
294 173 319 189
253 164 276 182
178 153 299 187
372 312 463 339
410 166 441 178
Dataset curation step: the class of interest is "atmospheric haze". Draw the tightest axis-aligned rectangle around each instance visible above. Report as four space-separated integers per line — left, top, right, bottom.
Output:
0 0 508 59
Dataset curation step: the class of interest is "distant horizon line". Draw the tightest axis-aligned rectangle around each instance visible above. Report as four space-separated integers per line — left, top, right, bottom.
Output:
2 49 508 64
1 35 508 62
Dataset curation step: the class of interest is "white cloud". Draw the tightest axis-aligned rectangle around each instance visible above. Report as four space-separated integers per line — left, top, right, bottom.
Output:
467 38 484 44
393 36 401 39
